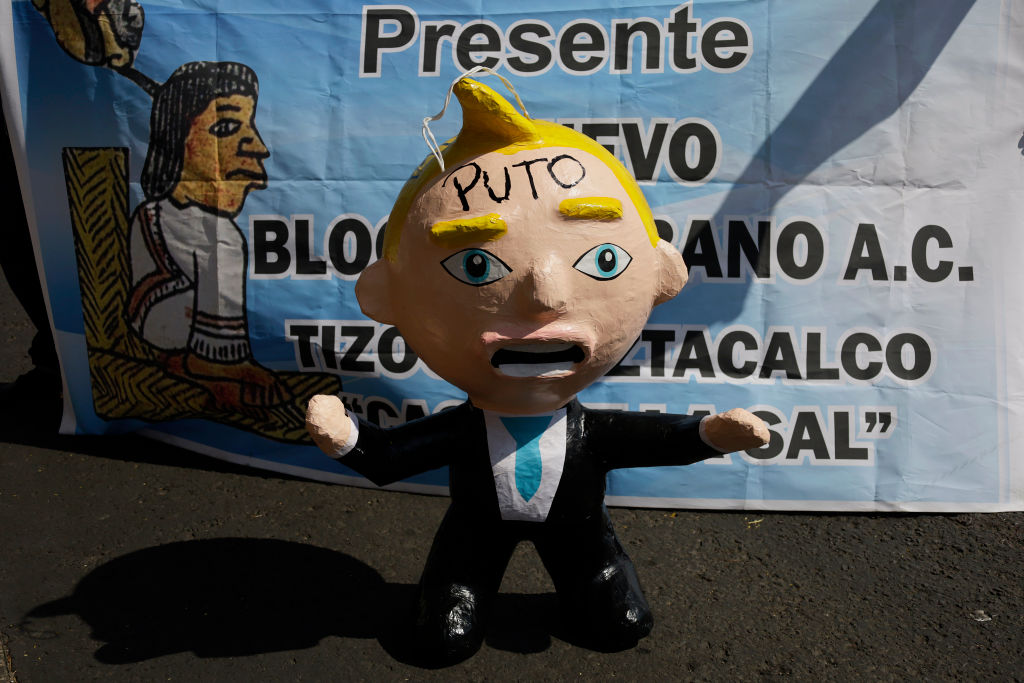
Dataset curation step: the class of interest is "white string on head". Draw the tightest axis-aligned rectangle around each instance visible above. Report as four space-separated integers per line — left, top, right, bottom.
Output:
421 66 531 173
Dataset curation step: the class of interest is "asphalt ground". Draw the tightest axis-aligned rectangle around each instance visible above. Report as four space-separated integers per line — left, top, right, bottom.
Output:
1 276 1022 681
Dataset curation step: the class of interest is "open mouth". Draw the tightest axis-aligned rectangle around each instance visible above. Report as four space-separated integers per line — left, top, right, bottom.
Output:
490 342 586 378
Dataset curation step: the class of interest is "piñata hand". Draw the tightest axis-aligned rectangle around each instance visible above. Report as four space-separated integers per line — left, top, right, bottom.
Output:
702 408 770 453
306 394 355 457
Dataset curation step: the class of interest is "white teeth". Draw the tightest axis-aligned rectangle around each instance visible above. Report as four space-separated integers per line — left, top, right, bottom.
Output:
491 341 580 377
504 342 574 354
497 361 575 378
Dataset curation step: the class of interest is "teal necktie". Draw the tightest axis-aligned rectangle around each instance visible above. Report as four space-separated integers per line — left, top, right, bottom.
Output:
500 415 552 502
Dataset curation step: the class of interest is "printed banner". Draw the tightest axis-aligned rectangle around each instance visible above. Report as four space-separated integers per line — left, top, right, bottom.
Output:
3 0 1023 510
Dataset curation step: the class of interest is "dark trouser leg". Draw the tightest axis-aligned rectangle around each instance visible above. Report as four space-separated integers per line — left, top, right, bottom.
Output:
1 114 58 373
0 113 61 418
534 506 653 649
414 505 516 663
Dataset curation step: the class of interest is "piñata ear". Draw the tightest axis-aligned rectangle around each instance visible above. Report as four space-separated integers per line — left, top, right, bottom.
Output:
453 78 538 147
355 259 397 325
653 239 688 306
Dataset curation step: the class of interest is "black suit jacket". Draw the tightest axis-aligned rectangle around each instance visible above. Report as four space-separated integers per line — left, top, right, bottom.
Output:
340 399 718 528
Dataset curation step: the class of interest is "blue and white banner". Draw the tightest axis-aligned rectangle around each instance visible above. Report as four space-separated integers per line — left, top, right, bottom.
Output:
3 0 1023 510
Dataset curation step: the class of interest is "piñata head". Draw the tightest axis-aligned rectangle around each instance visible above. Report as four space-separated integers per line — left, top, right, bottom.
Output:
357 77 688 413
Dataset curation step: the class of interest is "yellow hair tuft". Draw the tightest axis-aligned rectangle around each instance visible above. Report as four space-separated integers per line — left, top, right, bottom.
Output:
383 78 658 261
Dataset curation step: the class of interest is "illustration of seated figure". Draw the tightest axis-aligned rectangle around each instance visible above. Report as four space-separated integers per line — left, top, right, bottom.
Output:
127 61 288 408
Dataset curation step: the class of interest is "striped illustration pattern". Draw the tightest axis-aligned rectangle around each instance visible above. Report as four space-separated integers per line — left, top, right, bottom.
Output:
63 147 132 354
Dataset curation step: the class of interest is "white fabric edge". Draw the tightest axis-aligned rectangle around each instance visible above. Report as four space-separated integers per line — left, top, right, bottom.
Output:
0 5 76 434
137 428 1023 512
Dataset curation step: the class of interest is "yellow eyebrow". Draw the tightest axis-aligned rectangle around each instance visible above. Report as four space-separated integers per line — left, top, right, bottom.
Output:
429 213 508 248
559 197 623 221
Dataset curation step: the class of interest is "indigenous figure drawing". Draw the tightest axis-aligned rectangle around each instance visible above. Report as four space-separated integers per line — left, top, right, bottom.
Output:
128 61 288 409
36 0 338 440
32 0 144 69
306 77 769 661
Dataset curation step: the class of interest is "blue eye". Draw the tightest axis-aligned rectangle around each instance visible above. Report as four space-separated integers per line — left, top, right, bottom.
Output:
573 243 632 280
441 248 512 286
